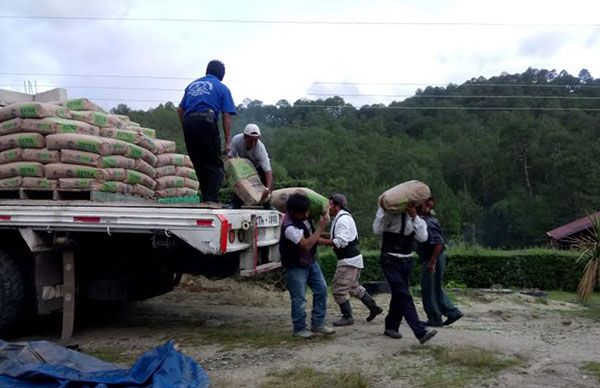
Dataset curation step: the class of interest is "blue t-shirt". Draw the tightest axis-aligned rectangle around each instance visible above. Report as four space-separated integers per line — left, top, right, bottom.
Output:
179 74 236 119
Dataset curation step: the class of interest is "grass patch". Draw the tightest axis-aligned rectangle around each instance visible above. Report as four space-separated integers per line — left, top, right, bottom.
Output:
83 347 138 365
548 291 600 321
582 362 600 384
261 366 369 388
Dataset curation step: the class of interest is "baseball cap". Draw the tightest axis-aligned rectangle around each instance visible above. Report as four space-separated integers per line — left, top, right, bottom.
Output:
243 123 261 138
330 193 350 212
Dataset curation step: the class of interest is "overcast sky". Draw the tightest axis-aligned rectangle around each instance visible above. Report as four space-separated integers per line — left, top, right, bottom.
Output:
1 0 600 110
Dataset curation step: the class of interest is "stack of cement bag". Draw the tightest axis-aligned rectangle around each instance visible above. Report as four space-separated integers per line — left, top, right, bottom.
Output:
224 158 268 206
0 99 199 200
378 180 431 213
271 187 330 221
154 153 199 198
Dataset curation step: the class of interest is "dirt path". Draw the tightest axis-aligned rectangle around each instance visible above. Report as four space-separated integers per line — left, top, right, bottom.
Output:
21 276 600 387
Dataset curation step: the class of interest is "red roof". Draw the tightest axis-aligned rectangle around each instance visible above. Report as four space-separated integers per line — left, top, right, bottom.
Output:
546 211 600 240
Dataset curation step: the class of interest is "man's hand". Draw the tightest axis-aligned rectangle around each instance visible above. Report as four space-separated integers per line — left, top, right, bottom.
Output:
427 260 437 273
261 188 270 201
318 215 329 231
406 203 417 219
224 143 231 155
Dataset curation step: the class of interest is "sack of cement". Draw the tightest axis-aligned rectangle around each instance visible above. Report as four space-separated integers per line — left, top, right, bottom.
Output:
127 126 156 138
154 139 177 154
132 184 155 198
99 127 158 153
155 187 197 198
99 155 136 169
59 178 96 190
60 149 100 167
95 181 133 194
0 133 45 152
224 158 266 206
101 168 126 182
61 98 105 112
22 149 60 164
0 118 23 136
156 154 193 168
21 177 58 190
378 180 431 214
155 165 176 178
0 176 22 189
124 143 158 166
155 176 185 190
184 178 199 190
0 148 23 164
44 163 102 180
125 170 156 190
271 187 330 221
46 134 127 156
175 166 197 181
0 162 45 179
134 159 156 178
0 102 71 121
22 118 99 136
70 111 123 128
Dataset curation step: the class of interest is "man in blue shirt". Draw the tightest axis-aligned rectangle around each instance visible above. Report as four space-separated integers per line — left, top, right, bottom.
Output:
178 60 236 203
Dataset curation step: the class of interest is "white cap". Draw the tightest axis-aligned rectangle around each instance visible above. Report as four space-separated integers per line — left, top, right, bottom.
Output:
243 123 261 137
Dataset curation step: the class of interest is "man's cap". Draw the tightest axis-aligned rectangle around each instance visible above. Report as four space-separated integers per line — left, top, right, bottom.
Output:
244 123 261 138
330 193 350 212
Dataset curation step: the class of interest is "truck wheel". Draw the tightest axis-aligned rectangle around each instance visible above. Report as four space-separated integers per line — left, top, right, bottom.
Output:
0 250 25 333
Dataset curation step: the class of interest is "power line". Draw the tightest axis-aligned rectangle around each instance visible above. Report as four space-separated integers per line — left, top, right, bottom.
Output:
0 15 598 27
0 72 195 81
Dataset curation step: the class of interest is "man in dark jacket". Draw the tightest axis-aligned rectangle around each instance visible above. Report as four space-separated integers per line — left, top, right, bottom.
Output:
280 193 334 339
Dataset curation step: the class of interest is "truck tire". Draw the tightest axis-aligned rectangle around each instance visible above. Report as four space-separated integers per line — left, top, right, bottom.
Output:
0 250 26 333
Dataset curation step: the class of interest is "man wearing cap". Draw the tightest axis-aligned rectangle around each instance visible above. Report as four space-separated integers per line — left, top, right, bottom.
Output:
319 194 383 326
178 59 236 203
227 123 273 208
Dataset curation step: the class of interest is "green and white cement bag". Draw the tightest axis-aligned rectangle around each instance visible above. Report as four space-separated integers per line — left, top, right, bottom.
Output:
0 118 23 136
44 163 102 180
0 102 71 121
22 148 60 164
156 153 193 168
21 177 58 190
224 158 266 206
0 133 45 152
378 180 431 214
271 187 330 222
0 162 44 179
21 118 99 136
0 148 23 164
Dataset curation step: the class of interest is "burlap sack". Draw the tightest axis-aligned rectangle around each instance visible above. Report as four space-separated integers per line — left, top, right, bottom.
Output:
125 170 156 190
0 162 44 179
154 139 177 154
155 165 177 178
95 181 132 194
0 176 22 189
46 134 121 156
132 184 155 198
61 98 105 112
134 158 156 178
175 166 197 181
0 148 23 164
0 118 23 136
0 133 45 152
99 155 136 169
99 127 158 153
155 176 184 190
127 126 156 138
21 118 100 136
225 158 266 206
124 143 158 166
60 149 100 167
101 168 126 181
21 177 58 190
59 178 96 190
155 187 197 198
271 187 330 221
378 180 431 214
22 148 60 164
44 163 103 180
0 102 71 121
156 153 193 168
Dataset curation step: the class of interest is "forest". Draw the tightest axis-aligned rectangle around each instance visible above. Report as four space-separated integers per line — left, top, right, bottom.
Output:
110 68 600 249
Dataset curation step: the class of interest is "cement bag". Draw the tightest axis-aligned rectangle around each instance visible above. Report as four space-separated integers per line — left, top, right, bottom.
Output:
156 153 193 168
155 165 176 178
0 133 45 152
21 177 58 190
99 155 136 169
127 121 141 128
155 176 184 190
134 159 156 178
59 178 96 190
175 166 197 181
132 184 154 198
184 178 199 190
22 149 60 164
225 158 266 206
99 128 158 153
95 181 132 194
60 149 100 167
0 162 44 179
22 118 100 136
70 111 110 127
271 187 330 221
127 126 156 138
154 139 177 154
0 148 23 164
0 102 71 121
0 118 22 135
124 143 158 166
0 176 22 189
107 114 128 129
125 170 156 190
61 98 105 112
378 180 431 213
46 134 117 155
155 187 197 198
101 168 126 182
44 163 102 180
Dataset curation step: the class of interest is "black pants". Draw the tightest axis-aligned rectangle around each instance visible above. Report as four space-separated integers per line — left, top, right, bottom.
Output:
380 253 427 339
231 166 271 209
182 114 223 202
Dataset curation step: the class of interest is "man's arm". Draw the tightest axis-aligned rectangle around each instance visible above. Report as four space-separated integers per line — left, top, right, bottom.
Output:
222 112 232 154
372 207 386 236
413 216 429 242
427 244 444 273
298 216 328 251
177 107 184 127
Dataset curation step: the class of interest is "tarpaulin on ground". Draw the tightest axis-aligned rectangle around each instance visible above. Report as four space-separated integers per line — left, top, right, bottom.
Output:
0 339 210 387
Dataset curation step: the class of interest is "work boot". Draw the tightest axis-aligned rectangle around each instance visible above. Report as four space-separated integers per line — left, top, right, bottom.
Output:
360 293 383 322
333 300 354 326
443 310 463 326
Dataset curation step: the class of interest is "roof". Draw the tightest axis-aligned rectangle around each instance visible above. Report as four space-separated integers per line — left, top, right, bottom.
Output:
546 211 600 240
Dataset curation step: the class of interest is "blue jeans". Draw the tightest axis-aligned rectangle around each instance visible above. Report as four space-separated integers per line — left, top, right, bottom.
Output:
286 261 328 333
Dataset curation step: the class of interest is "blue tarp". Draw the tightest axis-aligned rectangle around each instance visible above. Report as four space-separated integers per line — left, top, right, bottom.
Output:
0 339 210 387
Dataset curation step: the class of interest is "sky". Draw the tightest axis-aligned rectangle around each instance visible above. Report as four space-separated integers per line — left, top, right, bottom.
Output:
1 0 600 110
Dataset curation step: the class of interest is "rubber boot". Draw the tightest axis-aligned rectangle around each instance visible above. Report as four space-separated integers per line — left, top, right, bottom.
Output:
333 300 354 326
361 293 383 322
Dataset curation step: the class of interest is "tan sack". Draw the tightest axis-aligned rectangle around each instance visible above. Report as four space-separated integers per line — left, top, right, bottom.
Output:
0 133 45 152
0 177 22 189
22 148 60 164
124 143 158 166
60 149 100 167
134 158 156 178
154 139 177 154
155 165 177 178
0 118 23 136
155 187 197 198
0 162 44 179
378 180 431 213
99 155 136 169
155 176 185 190
99 127 158 153
44 163 102 180
21 177 58 190
156 153 193 168
46 134 117 155
95 181 132 194
132 184 155 198
0 102 71 121
125 170 156 190
0 148 23 164
59 178 96 190
175 166 197 180
101 168 126 182
21 118 99 136
271 187 330 221
224 158 266 206
127 126 156 138
61 98 105 112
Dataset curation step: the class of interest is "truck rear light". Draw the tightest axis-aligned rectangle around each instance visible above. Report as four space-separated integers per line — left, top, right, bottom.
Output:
0 215 11 221
196 219 213 227
73 216 100 223
228 229 236 243
216 215 229 254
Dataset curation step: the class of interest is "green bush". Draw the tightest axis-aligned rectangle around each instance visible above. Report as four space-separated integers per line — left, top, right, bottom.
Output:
317 247 582 291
